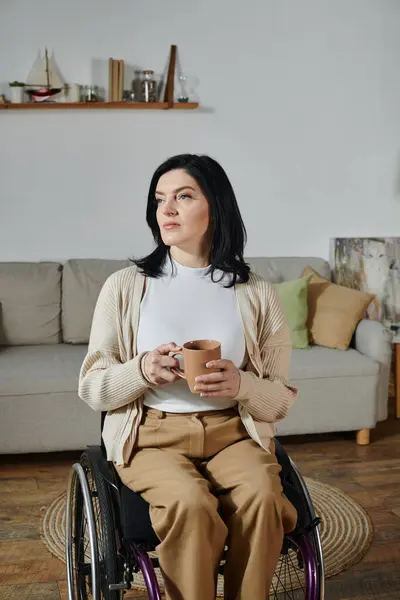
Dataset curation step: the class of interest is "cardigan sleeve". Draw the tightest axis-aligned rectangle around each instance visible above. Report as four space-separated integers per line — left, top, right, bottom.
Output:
235 283 298 422
78 273 152 412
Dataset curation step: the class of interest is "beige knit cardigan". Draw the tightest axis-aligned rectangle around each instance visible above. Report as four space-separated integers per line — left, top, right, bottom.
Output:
78 266 298 465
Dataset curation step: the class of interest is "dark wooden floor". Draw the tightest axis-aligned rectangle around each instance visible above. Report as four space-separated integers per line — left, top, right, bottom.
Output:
1 401 400 600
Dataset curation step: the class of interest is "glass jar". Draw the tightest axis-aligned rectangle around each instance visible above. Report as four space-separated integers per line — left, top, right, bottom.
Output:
141 70 157 103
175 73 199 103
83 85 98 102
177 74 189 103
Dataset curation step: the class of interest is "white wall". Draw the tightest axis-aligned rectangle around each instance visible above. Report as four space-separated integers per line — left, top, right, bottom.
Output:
1 0 400 263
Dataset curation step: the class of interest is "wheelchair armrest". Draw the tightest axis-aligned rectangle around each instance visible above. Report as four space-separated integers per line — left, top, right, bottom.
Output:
274 438 291 480
87 445 120 492
274 439 313 532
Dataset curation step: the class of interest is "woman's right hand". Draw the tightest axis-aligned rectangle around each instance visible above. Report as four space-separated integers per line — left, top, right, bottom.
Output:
142 342 181 386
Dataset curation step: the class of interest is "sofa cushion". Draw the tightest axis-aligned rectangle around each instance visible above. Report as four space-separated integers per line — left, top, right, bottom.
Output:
274 275 311 349
0 344 88 396
247 257 331 283
62 259 130 343
302 267 375 350
0 262 62 346
290 345 379 379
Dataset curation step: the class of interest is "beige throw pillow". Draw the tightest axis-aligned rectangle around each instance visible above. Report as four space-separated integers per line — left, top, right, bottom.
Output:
301 266 375 350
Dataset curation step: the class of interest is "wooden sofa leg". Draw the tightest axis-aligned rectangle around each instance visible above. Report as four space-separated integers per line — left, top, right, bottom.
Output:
356 429 370 445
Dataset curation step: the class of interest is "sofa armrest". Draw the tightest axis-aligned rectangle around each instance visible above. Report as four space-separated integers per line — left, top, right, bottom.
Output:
354 319 392 421
354 319 392 363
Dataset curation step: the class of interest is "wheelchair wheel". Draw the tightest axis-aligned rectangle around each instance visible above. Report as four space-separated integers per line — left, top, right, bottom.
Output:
270 530 321 599
269 459 324 600
291 458 324 600
65 451 120 600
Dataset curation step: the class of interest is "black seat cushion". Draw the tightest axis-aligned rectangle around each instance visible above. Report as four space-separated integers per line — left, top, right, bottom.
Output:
121 439 310 543
120 483 159 546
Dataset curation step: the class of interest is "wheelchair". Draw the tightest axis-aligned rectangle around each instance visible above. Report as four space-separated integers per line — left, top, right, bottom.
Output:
65 414 325 600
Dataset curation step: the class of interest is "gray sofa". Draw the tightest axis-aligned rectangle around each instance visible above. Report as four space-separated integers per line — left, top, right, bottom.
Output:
0 257 392 454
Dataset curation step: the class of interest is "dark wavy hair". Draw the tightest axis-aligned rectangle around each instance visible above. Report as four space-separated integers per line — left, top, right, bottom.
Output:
133 154 250 287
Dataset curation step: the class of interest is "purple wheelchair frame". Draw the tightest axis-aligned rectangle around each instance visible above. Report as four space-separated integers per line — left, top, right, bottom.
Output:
130 530 320 600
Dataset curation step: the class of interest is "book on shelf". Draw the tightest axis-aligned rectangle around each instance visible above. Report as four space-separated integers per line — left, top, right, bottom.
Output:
108 57 124 102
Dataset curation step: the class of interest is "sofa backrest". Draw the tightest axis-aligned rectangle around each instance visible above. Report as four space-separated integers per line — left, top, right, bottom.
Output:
0 256 331 346
61 256 330 345
247 256 330 283
0 262 62 345
62 259 130 343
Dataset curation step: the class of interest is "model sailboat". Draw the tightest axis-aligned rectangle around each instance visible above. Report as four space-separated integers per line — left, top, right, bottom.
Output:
25 48 64 101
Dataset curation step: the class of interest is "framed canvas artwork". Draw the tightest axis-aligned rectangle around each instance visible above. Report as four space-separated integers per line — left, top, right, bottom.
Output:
332 237 400 329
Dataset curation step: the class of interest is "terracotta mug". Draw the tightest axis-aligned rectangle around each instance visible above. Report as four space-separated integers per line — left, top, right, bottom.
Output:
171 339 221 393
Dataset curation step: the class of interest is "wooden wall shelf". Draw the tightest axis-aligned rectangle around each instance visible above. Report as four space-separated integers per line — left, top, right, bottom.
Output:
0 102 199 111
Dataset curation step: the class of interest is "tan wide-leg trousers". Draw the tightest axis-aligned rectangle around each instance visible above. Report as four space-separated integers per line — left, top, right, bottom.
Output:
116 407 297 600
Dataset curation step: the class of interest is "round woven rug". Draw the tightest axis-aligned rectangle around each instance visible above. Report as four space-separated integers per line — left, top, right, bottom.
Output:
42 477 373 596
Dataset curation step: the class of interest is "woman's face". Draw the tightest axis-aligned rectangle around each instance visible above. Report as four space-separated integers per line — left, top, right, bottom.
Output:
155 169 210 257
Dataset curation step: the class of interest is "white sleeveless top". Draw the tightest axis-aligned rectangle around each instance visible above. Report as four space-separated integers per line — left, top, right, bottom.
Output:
137 258 246 412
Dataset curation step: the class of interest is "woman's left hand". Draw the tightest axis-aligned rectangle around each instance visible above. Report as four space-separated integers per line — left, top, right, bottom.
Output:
194 360 241 398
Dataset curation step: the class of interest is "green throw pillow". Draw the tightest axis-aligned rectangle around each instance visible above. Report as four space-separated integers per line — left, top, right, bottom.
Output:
273 275 311 349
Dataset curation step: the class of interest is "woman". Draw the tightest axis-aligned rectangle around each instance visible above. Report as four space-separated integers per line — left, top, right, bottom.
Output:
79 154 298 600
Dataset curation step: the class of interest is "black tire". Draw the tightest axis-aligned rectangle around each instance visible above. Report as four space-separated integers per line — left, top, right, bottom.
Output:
80 450 120 600
270 532 320 599
282 459 324 600
66 463 101 600
289 460 324 599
